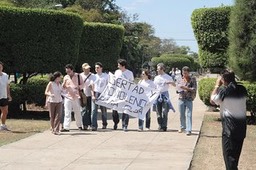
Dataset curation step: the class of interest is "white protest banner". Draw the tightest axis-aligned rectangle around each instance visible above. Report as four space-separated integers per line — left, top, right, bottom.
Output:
95 72 160 120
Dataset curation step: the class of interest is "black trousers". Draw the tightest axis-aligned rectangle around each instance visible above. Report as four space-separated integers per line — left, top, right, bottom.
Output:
222 135 244 170
112 110 119 125
82 96 92 127
112 110 129 127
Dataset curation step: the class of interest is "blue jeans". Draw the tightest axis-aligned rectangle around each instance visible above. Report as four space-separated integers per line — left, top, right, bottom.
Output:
91 92 107 129
178 99 193 132
122 113 129 128
81 96 92 127
156 100 169 130
138 109 151 129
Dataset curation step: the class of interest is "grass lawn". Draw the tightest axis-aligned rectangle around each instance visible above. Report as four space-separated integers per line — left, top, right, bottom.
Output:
0 119 50 147
190 113 256 170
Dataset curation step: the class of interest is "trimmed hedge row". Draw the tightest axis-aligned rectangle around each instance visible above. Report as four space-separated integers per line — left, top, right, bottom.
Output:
191 6 231 68
78 22 125 72
198 78 256 113
151 54 194 73
0 6 125 74
0 6 84 74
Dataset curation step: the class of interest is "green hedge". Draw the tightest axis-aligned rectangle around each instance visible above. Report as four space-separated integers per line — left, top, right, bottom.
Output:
0 6 84 74
198 78 216 106
151 54 193 73
78 22 125 71
198 78 256 113
9 75 49 112
198 49 227 70
26 75 49 106
228 0 256 82
191 6 231 68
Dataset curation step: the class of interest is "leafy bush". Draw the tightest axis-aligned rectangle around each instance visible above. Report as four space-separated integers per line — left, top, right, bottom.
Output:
0 6 84 74
191 6 231 69
26 75 49 106
9 75 49 112
151 54 193 73
78 22 125 72
243 82 256 113
198 78 216 106
198 78 256 113
199 49 227 69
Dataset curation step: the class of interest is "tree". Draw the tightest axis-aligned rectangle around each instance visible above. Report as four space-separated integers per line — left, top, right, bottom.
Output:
228 0 256 81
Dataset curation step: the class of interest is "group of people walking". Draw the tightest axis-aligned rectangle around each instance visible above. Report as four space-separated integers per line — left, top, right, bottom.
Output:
0 59 248 169
44 59 197 136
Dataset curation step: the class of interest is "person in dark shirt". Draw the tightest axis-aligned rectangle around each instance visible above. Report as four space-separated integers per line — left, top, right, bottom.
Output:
211 70 247 170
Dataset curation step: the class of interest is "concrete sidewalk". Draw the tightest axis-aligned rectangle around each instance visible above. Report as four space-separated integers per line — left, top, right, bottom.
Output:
0 88 206 170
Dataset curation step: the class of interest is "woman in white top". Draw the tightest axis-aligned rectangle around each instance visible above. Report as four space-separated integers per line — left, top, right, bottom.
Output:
45 71 63 135
138 70 155 131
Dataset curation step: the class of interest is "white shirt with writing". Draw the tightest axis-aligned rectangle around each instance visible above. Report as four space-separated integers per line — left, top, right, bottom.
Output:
114 69 134 82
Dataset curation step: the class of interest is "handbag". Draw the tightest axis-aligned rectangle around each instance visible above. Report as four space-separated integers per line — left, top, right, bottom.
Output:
78 74 87 107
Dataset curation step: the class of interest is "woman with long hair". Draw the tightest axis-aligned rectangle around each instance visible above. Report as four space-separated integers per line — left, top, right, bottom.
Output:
45 71 63 135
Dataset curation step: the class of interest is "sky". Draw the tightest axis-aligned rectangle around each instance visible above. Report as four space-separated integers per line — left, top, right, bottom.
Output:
115 0 234 53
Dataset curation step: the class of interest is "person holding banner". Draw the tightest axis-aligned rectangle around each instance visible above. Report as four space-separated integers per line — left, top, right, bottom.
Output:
91 62 109 131
138 70 156 131
80 63 96 130
154 63 176 132
112 59 134 131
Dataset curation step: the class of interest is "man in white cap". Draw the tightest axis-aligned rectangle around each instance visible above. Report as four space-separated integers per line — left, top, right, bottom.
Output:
80 63 95 130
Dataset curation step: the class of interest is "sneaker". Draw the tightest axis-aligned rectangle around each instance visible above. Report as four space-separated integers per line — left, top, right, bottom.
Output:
123 126 128 132
178 129 185 133
0 124 10 131
145 128 150 131
186 131 191 136
138 128 143 132
53 131 60 135
83 125 88 130
60 129 70 132
91 127 97 131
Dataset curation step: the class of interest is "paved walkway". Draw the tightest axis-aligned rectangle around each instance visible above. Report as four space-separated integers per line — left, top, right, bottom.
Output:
0 87 206 170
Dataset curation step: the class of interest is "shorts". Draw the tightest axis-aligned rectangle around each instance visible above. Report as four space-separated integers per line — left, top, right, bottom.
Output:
0 98 9 107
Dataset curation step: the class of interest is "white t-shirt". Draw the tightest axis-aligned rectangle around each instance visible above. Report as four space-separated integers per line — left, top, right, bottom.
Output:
139 79 156 89
92 73 109 93
80 72 96 96
0 72 9 99
154 73 174 92
114 69 134 81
